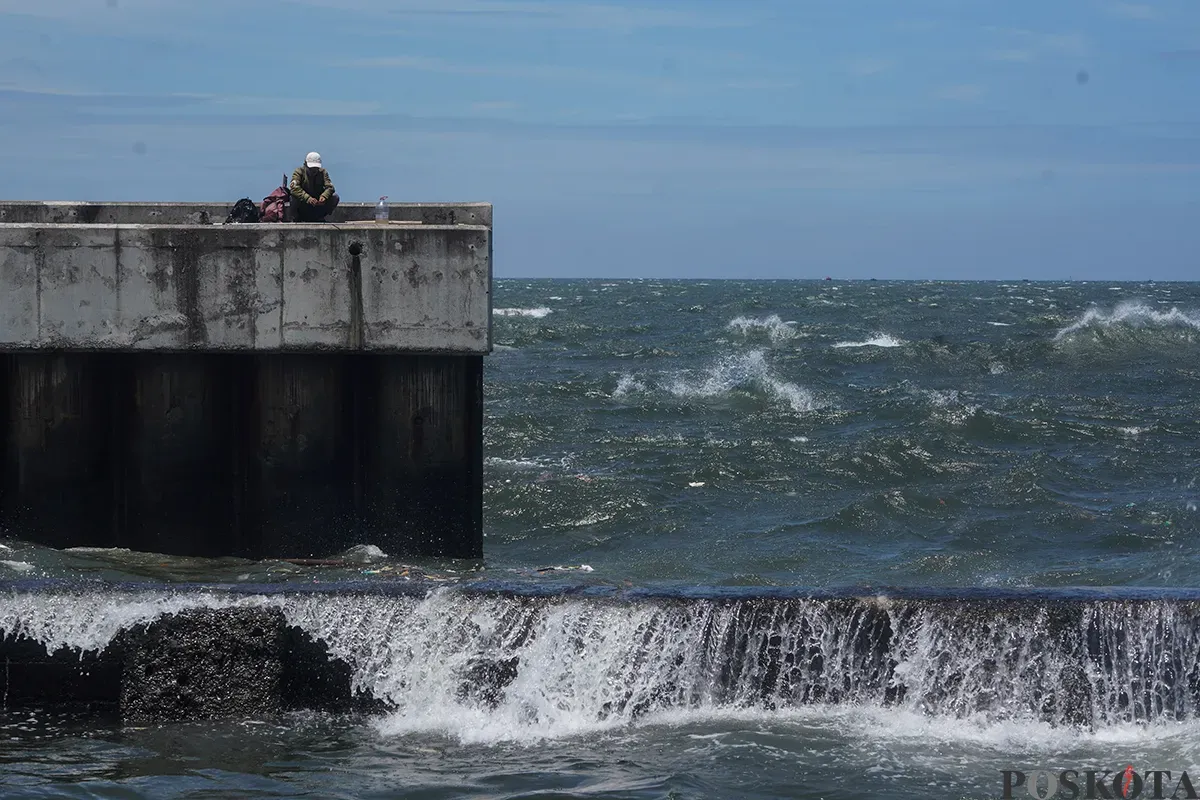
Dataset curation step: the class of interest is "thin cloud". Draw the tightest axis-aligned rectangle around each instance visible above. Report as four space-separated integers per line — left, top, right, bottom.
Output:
340 54 690 92
0 87 383 118
1109 2 1159 20
987 27 1088 58
936 84 985 102
285 0 747 31
471 100 519 111
847 58 895 76
987 49 1035 63
720 79 798 90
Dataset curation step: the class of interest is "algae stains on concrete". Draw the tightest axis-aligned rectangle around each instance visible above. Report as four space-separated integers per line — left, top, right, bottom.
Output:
171 231 208 346
405 262 423 288
0 221 492 353
421 207 457 225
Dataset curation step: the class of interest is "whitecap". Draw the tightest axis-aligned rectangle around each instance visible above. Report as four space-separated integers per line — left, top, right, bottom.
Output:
485 456 542 470
832 334 905 349
726 315 799 343
1054 301 1200 341
665 350 819 413
612 374 647 399
494 307 552 318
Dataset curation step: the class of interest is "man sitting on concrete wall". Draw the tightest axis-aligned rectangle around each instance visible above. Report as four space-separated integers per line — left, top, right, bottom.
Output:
289 152 340 222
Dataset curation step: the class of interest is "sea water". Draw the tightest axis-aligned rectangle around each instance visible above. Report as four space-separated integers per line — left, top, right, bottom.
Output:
3 279 1200 799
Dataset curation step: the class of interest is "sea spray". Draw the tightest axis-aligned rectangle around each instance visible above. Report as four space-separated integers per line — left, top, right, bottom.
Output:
9 588 1200 741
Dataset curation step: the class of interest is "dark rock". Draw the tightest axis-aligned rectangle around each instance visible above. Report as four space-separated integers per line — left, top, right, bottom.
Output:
282 626 386 714
1 634 121 717
116 607 285 724
457 656 520 708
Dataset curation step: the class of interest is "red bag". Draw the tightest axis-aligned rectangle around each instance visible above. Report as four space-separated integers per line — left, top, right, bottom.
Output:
260 175 289 222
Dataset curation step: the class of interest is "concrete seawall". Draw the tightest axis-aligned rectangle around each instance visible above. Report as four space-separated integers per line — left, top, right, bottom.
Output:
0 201 491 559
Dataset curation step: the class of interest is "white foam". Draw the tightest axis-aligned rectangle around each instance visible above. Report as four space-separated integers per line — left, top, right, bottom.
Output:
726 315 799 343
7 590 1200 748
0 590 267 653
832 334 904 349
665 351 819 413
1055 301 1200 341
0 561 33 573
494 307 552 319
340 544 388 563
485 456 543 470
612 374 647 399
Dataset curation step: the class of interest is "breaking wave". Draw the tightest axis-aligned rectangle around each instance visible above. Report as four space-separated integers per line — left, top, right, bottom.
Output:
726 315 799 343
609 351 819 413
1054 302 1200 342
8 587 1200 743
495 307 553 318
832 334 905 349
665 351 819 413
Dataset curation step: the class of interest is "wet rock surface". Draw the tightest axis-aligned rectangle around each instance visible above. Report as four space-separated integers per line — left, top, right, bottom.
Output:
116 607 285 724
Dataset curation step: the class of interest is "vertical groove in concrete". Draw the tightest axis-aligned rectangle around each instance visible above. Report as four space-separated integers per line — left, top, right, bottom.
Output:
348 246 364 350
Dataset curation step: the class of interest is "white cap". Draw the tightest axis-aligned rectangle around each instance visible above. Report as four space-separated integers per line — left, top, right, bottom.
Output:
305 151 322 168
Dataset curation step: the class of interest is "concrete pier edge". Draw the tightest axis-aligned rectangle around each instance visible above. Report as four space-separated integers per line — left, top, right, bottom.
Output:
0 201 492 561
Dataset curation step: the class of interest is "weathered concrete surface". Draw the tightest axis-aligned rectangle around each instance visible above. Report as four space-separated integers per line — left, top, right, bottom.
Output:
0 219 492 354
0 201 491 560
0 201 491 227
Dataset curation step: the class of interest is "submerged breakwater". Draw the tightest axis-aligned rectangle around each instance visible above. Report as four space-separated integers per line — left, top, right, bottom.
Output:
6 583 1200 739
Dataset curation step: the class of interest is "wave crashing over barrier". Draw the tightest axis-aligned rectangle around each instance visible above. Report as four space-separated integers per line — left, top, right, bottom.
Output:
5 582 1200 739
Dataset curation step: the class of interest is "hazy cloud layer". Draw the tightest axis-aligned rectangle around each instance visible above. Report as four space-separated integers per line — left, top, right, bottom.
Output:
0 0 1197 278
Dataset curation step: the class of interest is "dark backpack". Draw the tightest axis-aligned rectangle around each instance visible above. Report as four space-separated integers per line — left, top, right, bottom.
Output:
224 197 261 224
260 175 290 222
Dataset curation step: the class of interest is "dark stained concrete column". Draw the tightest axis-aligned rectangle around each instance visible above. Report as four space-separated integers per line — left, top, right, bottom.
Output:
125 354 240 557
253 354 356 559
1 354 118 548
362 354 483 558
1 353 485 560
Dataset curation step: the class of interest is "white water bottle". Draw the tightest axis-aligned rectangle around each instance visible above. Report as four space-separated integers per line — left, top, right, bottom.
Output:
375 196 389 222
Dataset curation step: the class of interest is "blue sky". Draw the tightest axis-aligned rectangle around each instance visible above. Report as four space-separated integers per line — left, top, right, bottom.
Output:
1 0 1197 279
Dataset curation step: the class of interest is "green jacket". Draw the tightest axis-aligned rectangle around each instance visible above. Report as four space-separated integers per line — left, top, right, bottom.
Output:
289 166 335 204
